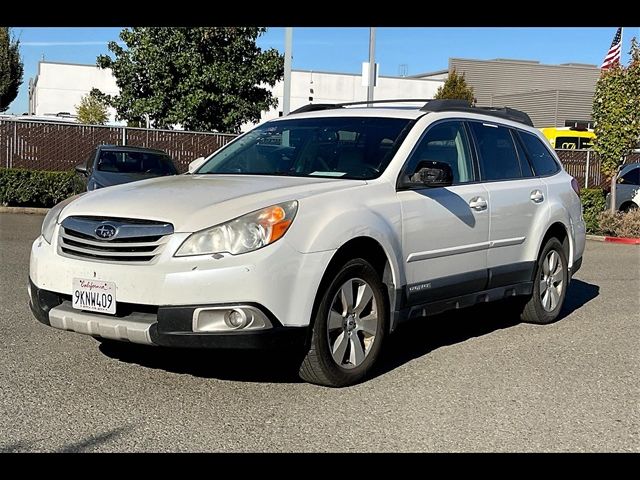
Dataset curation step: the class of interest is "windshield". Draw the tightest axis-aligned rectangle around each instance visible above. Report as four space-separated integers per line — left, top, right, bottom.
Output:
97 150 177 175
197 117 414 179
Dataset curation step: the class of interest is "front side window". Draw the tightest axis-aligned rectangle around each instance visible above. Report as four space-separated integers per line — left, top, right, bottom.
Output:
403 121 474 184
97 150 177 175
518 131 560 176
197 117 413 180
470 122 522 181
619 167 640 185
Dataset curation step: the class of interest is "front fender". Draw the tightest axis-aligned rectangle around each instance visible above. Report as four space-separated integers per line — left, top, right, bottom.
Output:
285 190 405 288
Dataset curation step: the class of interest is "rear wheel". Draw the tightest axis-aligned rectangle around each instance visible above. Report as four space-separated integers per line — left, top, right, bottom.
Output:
519 237 568 324
299 258 388 387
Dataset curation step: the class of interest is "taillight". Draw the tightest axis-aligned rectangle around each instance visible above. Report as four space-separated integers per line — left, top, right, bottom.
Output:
571 177 580 196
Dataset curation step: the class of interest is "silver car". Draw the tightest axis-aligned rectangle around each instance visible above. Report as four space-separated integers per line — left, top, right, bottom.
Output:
606 162 640 212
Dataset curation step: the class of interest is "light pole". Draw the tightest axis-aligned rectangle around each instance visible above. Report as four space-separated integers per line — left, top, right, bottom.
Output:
283 28 293 115
367 27 376 106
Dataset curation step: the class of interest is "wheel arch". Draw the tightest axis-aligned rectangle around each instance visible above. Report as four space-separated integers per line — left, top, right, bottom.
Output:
308 236 401 346
537 221 571 269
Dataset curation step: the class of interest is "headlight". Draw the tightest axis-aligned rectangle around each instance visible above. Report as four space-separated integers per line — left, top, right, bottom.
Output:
41 194 85 244
175 201 298 256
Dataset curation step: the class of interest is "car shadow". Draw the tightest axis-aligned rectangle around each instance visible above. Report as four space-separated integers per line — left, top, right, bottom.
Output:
99 341 306 384
370 279 600 380
99 279 599 385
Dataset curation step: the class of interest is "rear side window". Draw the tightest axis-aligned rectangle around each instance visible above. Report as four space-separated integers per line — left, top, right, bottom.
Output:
469 122 522 181
518 131 560 176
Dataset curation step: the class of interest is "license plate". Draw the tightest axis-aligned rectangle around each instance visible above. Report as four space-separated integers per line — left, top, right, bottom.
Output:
72 278 116 315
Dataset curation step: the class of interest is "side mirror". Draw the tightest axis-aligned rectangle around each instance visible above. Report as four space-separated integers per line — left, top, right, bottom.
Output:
188 156 206 174
75 164 88 176
403 161 453 188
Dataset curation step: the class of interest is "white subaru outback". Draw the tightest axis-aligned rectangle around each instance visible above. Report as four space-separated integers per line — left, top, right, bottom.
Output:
29 99 586 387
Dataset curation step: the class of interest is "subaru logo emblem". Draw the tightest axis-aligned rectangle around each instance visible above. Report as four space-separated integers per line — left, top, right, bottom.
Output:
95 224 117 239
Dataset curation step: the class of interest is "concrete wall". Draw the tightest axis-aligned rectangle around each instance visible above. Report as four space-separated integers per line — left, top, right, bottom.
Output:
29 62 121 124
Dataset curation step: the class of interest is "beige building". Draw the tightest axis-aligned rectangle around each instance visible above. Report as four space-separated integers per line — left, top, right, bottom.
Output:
414 58 601 127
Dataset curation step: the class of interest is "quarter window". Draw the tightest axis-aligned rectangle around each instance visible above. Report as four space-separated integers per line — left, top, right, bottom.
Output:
404 121 474 184
470 122 522 181
518 131 560 176
512 131 535 178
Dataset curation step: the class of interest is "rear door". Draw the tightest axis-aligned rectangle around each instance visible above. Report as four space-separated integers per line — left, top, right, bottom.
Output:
468 121 546 288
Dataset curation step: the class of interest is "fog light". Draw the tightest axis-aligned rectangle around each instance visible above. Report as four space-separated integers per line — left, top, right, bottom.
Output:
224 309 249 329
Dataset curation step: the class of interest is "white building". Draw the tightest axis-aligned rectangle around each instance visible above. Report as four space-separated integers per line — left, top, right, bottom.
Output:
28 61 121 124
28 61 444 131
256 69 444 126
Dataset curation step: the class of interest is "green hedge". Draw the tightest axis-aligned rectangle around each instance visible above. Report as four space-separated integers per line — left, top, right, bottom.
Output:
0 168 85 208
580 188 606 234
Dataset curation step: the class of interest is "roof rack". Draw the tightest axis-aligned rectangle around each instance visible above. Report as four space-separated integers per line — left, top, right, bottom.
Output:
288 98 534 127
420 99 534 126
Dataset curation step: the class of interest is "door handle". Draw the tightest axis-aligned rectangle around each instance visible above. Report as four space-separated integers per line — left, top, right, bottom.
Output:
530 190 544 203
469 197 488 211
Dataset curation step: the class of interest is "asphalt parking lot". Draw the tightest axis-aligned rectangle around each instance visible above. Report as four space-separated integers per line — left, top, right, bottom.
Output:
1 212 638 452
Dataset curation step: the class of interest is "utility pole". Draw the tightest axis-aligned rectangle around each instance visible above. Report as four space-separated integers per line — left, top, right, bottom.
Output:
367 27 376 106
283 28 293 115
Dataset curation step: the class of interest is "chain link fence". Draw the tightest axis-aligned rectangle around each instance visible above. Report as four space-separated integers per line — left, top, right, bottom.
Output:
0 119 237 173
555 149 640 189
2 119 639 184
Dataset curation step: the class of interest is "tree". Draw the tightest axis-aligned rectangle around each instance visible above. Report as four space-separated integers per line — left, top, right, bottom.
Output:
0 27 24 113
95 27 283 133
592 37 640 179
434 69 475 103
75 92 109 124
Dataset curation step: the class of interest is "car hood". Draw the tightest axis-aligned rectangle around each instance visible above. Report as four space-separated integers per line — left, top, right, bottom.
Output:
61 174 366 232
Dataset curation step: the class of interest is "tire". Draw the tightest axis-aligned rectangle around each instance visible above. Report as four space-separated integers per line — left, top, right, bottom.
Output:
299 258 388 387
621 202 638 212
519 237 568 325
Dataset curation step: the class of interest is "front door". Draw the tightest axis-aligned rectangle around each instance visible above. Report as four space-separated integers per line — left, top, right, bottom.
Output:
398 120 490 306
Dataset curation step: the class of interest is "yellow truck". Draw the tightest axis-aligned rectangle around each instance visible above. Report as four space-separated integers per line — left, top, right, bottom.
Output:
540 127 595 149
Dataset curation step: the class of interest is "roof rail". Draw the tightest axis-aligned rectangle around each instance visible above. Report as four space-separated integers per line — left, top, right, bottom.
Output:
288 98 534 127
288 104 343 115
420 99 534 126
288 99 433 115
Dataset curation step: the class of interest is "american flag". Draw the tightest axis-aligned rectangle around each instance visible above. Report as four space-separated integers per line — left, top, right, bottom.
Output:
601 27 623 69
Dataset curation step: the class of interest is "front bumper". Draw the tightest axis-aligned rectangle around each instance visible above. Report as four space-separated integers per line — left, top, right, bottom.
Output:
30 231 335 329
29 278 307 349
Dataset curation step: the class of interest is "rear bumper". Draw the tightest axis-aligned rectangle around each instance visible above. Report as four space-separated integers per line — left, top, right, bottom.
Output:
28 278 307 350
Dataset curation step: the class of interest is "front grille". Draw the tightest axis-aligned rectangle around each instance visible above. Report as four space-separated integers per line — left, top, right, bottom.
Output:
58 216 174 264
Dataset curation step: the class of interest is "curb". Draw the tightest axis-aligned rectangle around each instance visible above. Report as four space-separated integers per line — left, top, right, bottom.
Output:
586 234 640 244
0 206 50 215
585 234 605 242
604 236 640 245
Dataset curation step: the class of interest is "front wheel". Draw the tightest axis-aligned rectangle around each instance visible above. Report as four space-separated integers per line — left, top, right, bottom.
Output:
299 258 388 387
519 237 568 324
